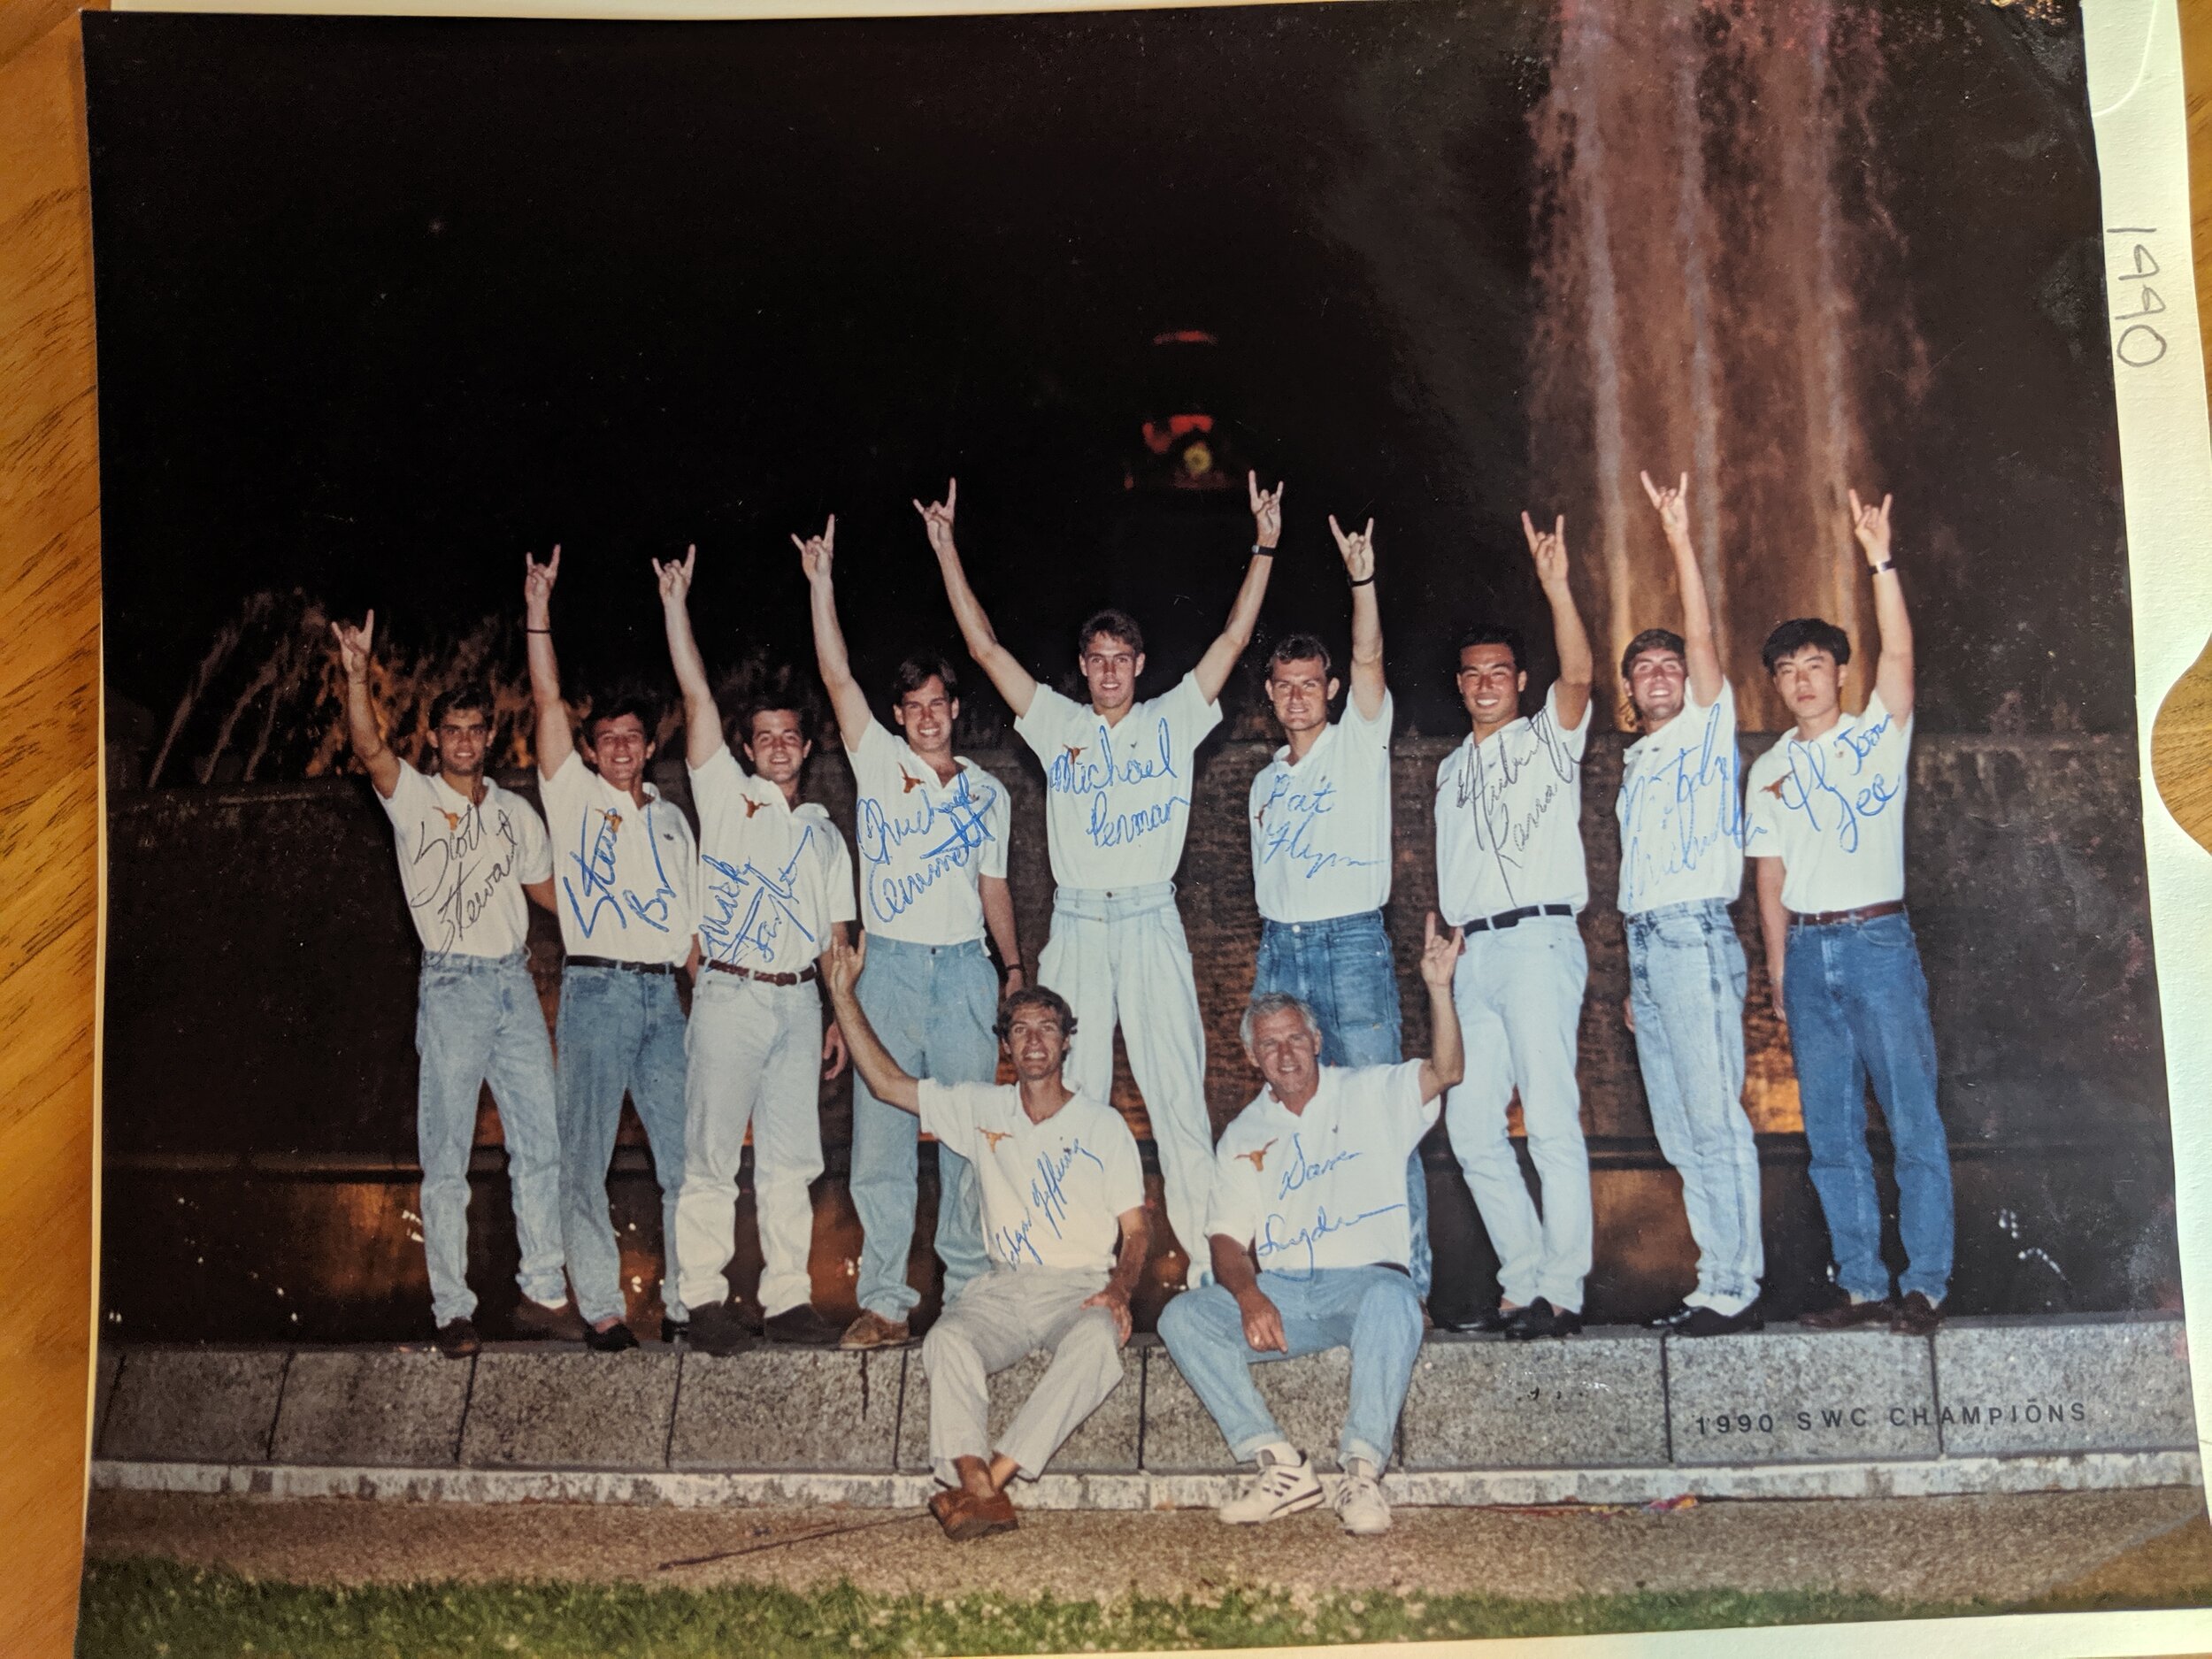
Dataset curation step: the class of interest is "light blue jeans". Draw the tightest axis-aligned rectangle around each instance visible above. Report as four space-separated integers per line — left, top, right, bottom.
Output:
1252 910 1430 1297
414 949 566 1326
556 964 690 1327
850 935 997 1322
1626 899 1763 1311
1784 910 1954 1304
1156 1264 1422 1469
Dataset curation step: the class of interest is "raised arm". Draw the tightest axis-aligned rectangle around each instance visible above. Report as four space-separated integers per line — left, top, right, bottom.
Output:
524 546 572 780
1329 512 1386 720
654 545 724 769
1523 511 1594 731
916 479 1037 718
823 933 920 1112
1192 472 1282 704
1849 489 1913 723
1640 470 1722 707
1413 914 1466 1103
330 611 402 799
798 516 874 752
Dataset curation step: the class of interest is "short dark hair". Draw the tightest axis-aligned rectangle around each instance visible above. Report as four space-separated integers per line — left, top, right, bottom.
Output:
738 697 813 749
1078 608 1145 659
1455 625 1525 675
1620 628 1686 682
1760 618 1853 674
430 685 495 728
994 985 1079 1045
1267 633 1334 679
586 693 660 745
889 652 959 706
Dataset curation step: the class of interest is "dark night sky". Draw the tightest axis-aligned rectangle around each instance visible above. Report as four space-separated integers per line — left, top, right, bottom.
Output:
84 1 2124 742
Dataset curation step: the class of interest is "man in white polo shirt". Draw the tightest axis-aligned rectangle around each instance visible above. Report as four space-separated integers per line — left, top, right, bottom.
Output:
919 473 1278 1286
1616 472 1762 1337
522 546 700 1352
332 613 571 1359
800 517 1024 1352
1248 512 1430 1299
1433 510 1595 1340
657 542 856 1353
1157 916 1463 1536
1746 489 1952 1338
826 937 1147 1543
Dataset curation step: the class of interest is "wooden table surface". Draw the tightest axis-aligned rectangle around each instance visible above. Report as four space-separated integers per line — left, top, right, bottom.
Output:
3 3 2210 1653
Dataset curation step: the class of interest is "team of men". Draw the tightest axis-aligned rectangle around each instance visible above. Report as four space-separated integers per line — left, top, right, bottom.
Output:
336 466 1955 1536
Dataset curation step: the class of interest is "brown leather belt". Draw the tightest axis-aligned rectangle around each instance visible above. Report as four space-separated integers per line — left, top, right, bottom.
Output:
1789 901 1907 928
704 960 818 986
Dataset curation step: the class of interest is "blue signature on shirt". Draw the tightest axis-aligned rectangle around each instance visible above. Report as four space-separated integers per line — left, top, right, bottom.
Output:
699 828 820 969
1450 709 1578 900
411 801 522 952
1620 703 1744 910
1275 1133 1359 1202
858 771 998 923
1256 1201 1405 1273
1048 716 1190 849
563 801 680 938
1256 772 1379 884
991 1137 1106 1263
1772 718 1900 855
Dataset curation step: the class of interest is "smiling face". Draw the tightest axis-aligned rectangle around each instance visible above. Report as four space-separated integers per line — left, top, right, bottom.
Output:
426 706 491 783
893 675 959 760
1247 1004 1323 1107
1002 1002 1071 1083
1456 643 1527 738
1265 655 1338 738
1770 646 1845 730
1079 633 1144 716
1626 646 1689 728
742 708 812 787
586 712 655 795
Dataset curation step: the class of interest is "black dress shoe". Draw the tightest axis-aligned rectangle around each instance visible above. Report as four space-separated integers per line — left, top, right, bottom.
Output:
1798 1295 1897 1331
763 1304 847 1347
661 1317 689 1345
1644 1302 1697 1331
685 1302 758 1356
434 1317 481 1360
584 1319 641 1353
1502 1298 1584 1340
1671 1302 1764 1338
1439 1306 1516 1335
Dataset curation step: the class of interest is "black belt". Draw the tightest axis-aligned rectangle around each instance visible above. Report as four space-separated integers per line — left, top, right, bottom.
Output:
1464 903 1573 933
566 956 680 976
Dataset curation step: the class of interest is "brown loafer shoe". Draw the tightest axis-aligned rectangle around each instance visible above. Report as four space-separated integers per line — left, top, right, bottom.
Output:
1890 1291 1946 1336
1797 1296 1897 1331
932 1487 1018 1542
840 1310 914 1351
512 1297 590 1340
434 1317 481 1360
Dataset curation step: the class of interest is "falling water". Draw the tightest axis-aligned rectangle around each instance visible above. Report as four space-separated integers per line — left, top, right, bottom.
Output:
1530 0 1905 731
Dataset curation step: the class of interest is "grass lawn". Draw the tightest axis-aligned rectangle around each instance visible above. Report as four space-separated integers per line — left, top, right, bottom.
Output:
73 1558 2212 1656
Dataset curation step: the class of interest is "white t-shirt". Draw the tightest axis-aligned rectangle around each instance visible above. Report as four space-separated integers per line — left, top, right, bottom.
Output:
1432 682 1591 923
1015 672 1221 889
377 761 551 958
1248 690 1394 925
689 747 856 974
846 719 1010 947
918 1079 1146 1272
1206 1061 1436 1275
1744 692 1912 914
1616 682 1746 916
539 751 698 964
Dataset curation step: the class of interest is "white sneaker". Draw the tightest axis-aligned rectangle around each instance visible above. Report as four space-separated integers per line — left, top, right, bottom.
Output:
1217 1448 1325 1525
1333 1459 1392 1536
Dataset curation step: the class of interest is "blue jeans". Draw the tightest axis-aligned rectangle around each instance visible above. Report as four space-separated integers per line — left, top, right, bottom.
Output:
1784 911 1954 1303
849 936 999 1321
1627 900 1762 1310
414 949 566 1326
1157 1264 1422 1469
1253 911 1429 1296
557 964 690 1327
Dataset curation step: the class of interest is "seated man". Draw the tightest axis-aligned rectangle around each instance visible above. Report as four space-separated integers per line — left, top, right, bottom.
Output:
826 936 1148 1542
1158 917 1464 1536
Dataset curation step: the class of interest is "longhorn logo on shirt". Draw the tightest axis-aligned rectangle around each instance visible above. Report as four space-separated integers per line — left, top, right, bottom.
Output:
1064 745 1085 764
978 1129 1014 1153
744 797 766 818
440 810 463 833
1760 776 1787 800
899 768 923 794
1236 1138 1279 1173
603 810 623 834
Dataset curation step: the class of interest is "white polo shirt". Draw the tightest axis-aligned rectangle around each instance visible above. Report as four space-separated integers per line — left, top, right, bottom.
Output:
846 719 1010 946
1744 692 1912 914
1433 682 1591 924
540 751 698 964
1015 672 1220 890
1206 1061 1436 1275
378 761 551 958
1249 690 1394 925
918 1079 1146 1272
1616 682 1746 916
689 747 856 974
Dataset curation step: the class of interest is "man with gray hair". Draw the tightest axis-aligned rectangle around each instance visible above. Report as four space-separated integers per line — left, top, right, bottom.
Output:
1158 917 1464 1536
